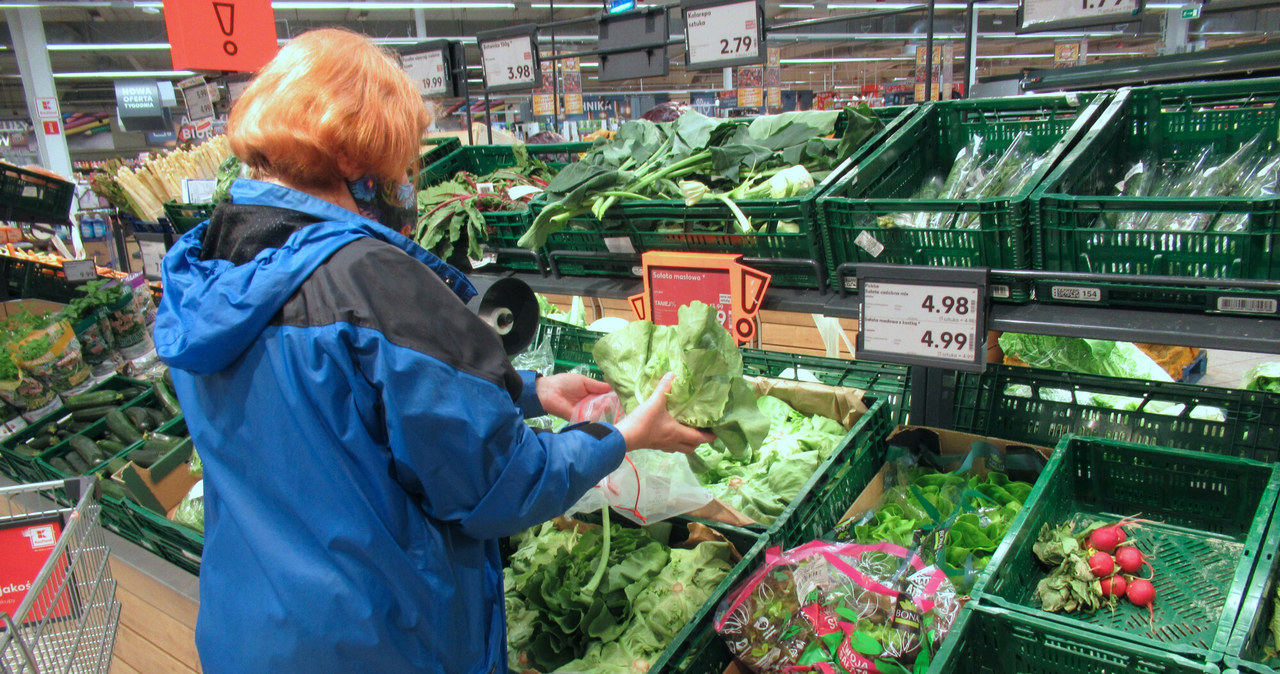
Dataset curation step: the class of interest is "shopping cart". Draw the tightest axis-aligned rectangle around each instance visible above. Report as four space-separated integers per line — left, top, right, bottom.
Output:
0 477 121 673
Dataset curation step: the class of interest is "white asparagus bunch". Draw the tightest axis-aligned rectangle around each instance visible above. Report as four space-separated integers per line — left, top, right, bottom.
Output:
114 136 230 221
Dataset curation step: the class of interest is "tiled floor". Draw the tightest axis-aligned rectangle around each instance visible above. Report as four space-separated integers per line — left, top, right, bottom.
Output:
1198 349 1279 389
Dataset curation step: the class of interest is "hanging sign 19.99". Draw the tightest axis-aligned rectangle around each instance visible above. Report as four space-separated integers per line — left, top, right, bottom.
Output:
403 49 448 97
855 265 989 373
681 0 766 71
477 25 541 93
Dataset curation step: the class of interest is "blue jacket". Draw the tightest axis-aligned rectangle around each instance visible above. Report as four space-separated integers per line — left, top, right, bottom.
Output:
155 180 626 674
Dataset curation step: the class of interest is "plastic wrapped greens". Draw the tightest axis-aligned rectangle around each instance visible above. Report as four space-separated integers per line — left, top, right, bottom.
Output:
173 480 204 533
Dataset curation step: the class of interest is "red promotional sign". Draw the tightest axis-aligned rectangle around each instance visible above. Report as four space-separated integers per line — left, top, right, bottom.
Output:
629 251 771 344
163 0 278 73
649 267 733 329
42 121 60 135
0 515 73 624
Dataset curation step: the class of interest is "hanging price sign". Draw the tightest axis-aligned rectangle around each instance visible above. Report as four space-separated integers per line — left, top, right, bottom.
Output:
1019 0 1143 32
681 0 766 71
477 26 541 93
403 49 448 97
856 265 989 372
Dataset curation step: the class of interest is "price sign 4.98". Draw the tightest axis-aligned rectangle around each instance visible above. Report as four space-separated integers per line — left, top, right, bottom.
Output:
861 282 981 365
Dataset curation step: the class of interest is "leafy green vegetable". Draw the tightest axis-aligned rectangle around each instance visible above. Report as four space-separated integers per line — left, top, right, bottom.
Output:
1244 362 1280 394
172 480 204 533
63 279 125 325
210 154 245 204
0 351 18 382
591 302 769 457
998 333 1172 382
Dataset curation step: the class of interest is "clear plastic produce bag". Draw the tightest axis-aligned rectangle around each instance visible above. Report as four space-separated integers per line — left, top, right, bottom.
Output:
565 392 713 525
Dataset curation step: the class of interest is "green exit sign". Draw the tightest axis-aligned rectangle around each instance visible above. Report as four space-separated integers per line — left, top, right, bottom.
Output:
1182 4 1201 18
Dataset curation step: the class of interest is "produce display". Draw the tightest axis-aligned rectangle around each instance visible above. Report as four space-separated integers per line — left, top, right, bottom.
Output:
414 145 555 264
173 480 205 533
519 106 884 248
831 461 1033 593
879 131 1049 230
1031 518 1156 622
92 137 231 222
1245 362 1280 394
1104 133 1280 232
714 541 961 673
505 519 735 673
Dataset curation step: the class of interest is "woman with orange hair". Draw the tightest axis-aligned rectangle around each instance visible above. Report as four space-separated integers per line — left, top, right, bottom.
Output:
154 28 710 674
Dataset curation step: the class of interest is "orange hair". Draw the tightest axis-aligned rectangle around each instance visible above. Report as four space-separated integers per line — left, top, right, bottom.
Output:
227 28 430 189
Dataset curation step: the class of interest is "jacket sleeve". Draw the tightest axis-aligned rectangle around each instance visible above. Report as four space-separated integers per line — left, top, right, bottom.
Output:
339 242 624 541
516 370 546 418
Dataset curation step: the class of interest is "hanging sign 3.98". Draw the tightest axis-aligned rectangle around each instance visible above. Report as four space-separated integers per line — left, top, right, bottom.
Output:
856 265 988 372
478 28 541 92
681 0 766 70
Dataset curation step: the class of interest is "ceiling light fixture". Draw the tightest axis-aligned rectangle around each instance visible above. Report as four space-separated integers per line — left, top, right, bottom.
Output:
52 70 196 79
782 56 914 63
271 1 516 8
779 3 817 7
47 43 171 51
531 2 603 6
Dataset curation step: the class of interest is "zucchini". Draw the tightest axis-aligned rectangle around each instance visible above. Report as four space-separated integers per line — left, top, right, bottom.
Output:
64 452 90 474
13 445 39 458
100 480 127 500
72 405 119 422
106 456 129 474
124 407 156 432
50 456 75 474
64 390 124 410
56 429 70 439
117 386 144 399
147 432 183 445
97 439 128 455
128 448 160 468
142 407 169 427
143 435 181 456
25 434 55 451
155 380 182 416
67 435 105 465
104 410 141 444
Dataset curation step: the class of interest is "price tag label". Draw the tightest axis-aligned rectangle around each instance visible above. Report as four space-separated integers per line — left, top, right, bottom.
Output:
856 265 988 372
479 32 539 91
63 259 98 283
1020 0 1142 31
682 0 765 70
403 49 448 97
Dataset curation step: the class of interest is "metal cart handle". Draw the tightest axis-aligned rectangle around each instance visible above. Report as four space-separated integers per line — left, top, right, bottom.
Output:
0 611 38 672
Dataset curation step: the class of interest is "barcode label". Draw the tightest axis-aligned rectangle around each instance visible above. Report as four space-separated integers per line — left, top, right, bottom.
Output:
1218 296 1277 315
854 231 884 258
1051 286 1102 302
991 285 1011 299
843 276 858 290
604 236 635 254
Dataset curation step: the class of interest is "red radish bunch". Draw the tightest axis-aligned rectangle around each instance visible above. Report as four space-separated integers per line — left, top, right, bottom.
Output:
1084 517 1157 620
1115 546 1146 574
1098 575 1127 597
1088 551 1115 577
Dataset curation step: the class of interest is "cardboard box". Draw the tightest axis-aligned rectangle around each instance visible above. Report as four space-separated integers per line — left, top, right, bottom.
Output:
838 425 1053 527
113 438 197 515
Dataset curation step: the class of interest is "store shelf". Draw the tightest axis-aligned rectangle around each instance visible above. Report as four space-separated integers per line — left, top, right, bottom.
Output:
474 270 1280 353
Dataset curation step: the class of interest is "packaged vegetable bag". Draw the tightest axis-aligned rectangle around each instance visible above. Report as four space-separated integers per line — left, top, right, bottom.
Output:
105 288 151 354
715 541 960 673
10 320 93 395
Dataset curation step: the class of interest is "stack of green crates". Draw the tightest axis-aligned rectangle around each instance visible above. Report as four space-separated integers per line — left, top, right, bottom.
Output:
537 105 917 289
820 93 1110 302
1221 502 1280 673
417 141 592 273
1035 78 1280 312
0 162 74 225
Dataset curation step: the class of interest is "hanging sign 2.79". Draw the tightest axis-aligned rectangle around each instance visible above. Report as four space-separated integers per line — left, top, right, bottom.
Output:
681 0 766 71
477 25 541 93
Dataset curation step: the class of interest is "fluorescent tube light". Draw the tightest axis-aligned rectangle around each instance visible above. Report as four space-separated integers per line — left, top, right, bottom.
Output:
53 71 196 79
272 2 516 8
47 43 171 51
782 57 914 63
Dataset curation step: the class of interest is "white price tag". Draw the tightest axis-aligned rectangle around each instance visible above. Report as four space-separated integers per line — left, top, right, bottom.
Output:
604 236 636 255
63 259 98 283
481 36 537 90
1050 285 1102 302
684 0 762 68
861 282 980 365
1021 0 1141 30
404 50 449 97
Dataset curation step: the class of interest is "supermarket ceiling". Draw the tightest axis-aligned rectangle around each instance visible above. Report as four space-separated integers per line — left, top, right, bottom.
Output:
0 0 1277 115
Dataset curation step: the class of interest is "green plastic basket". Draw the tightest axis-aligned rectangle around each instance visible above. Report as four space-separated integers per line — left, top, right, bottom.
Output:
1035 79 1280 290
418 142 592 272
931 603 1220 674
34 389 169 482
0 162 74 225
163 201 215 234
123 414 203 575
953 365 1280 462
1221 495 1280 673
821 93 1110 301
540 106 917 289
973 434 1280 663
0 376 150 483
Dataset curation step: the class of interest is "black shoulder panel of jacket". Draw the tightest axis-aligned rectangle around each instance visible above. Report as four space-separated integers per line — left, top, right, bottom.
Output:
200 203 323 265
275 237 524 399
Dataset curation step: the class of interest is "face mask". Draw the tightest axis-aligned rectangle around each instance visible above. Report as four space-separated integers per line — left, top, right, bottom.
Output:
348 174 416 236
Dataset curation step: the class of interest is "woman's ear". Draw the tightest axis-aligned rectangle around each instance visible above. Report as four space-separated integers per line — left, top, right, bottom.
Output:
335 154 363 182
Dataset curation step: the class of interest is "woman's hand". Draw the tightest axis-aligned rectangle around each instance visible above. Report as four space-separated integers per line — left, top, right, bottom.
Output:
615 373 717 454
535 373 614 420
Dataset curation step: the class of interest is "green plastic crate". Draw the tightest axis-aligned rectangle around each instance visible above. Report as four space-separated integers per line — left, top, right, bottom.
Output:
417 136 462 174
0 376 150 483
1035 79 1280 289
821 93 1110 301
540 106 917 289
953 365 1280 462
163 201 214 234
931 603 1219 674
418 142 592 272
0 162 74 225
123 414 203 575
973 434 1280 663
35 388 172 482
1221 495 1280 673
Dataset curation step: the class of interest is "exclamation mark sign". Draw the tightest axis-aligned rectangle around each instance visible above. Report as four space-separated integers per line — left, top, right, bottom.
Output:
214 2 237 55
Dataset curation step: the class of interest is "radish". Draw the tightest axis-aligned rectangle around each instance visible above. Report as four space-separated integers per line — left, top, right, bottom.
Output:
1088 551 1115 577
1089 525 1125 554
1126 578 1156 625
1099 575 1127 597
1115 546 1144 574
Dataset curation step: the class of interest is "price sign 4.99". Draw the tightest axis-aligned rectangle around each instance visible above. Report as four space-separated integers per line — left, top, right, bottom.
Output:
856 265 988 373
681 0 766 70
